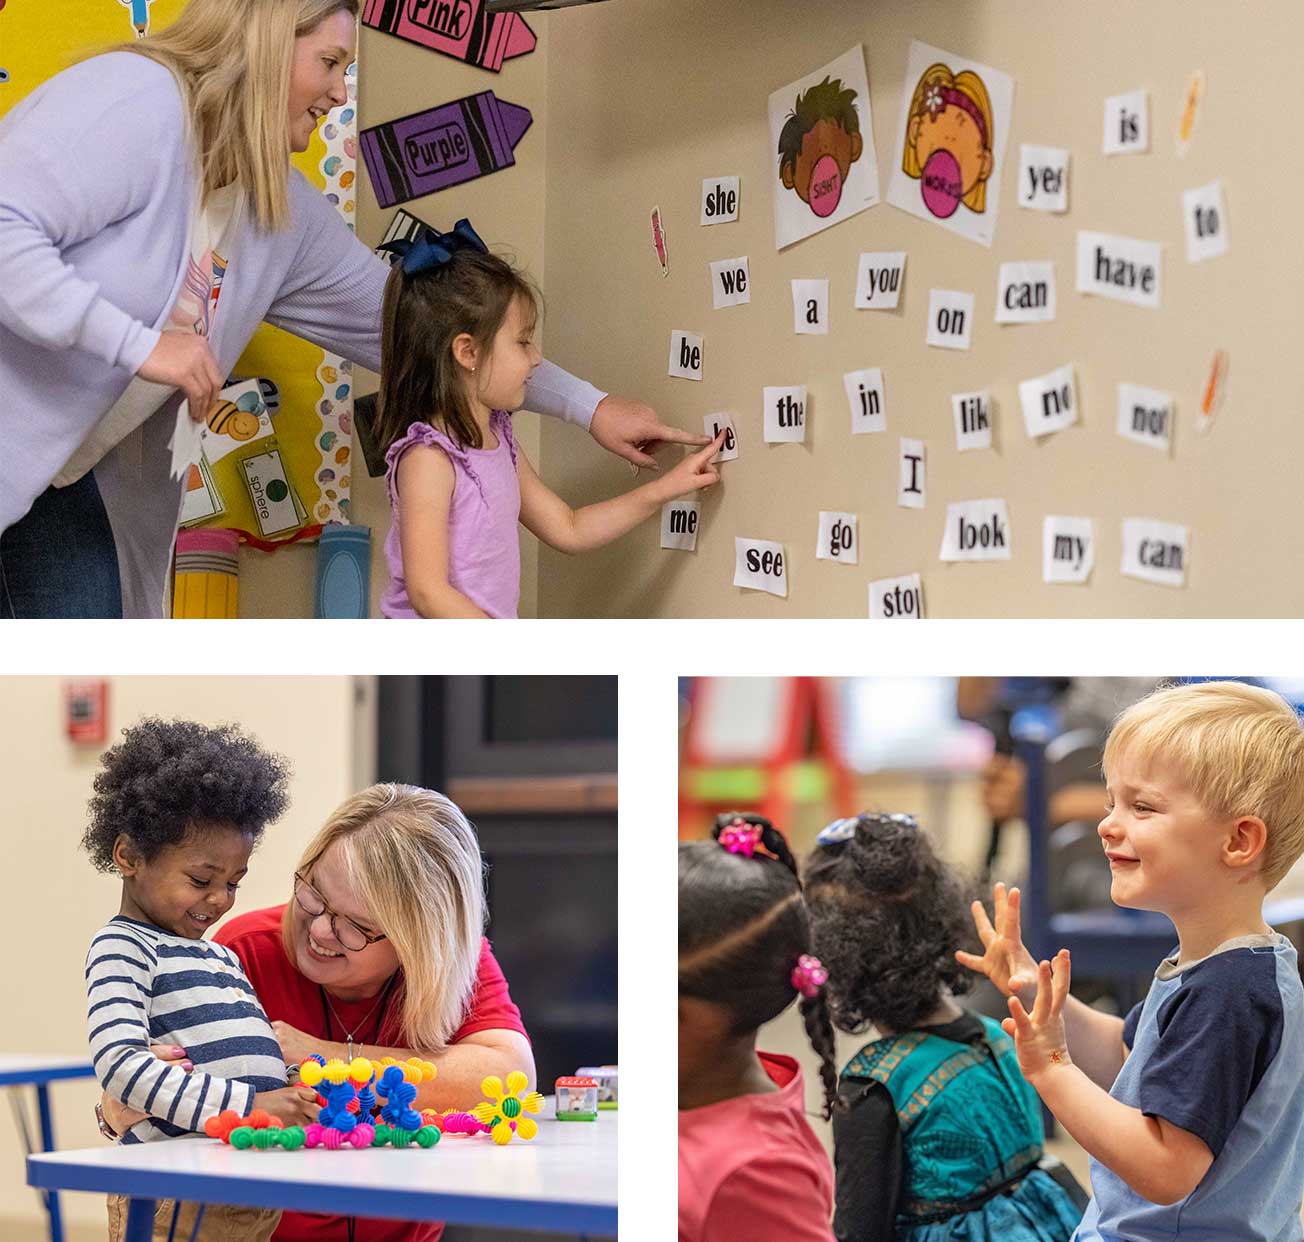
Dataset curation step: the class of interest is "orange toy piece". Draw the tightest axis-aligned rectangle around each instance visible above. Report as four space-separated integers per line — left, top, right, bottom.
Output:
203 1109 244 1141
245 1109 279 1130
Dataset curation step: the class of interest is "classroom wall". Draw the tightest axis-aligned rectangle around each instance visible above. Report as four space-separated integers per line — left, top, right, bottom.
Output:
0 677 373 1242
534 0 1304 617
240 15 555 618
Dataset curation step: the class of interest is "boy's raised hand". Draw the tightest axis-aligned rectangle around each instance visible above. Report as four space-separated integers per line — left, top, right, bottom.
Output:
1003 949 1073 1082
655 431 725 501
954 881 1039 1001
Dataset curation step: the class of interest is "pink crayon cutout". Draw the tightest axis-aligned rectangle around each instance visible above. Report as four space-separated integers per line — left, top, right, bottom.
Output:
361 0 535 73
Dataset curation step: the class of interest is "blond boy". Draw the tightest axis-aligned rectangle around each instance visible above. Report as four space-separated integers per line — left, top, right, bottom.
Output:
961 681 1304 1241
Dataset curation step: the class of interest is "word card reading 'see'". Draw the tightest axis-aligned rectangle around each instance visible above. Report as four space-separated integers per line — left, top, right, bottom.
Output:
660 501 700 551
1043 516 1094 584
926 289 974 350
952 390 992 451
869 573 924 619
940 499 1011 561
1121 518 1188 587
701 176 740 224
734 537 787 597
668 330 703 380
898 438 925 509
995 261 1055 324
703 413 739 462
1018 145 1068 212
1116 383 1173 453
763 386 807 443
792 280 829 334
845 368 885 434
1019 363 1078 439
816 512 858 564
855 252 906 309
1076 231 1161 309
710 257 751 309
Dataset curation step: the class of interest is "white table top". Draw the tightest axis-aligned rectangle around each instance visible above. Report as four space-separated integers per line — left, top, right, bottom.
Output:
28 1099 617 1235
0 1054 96 1086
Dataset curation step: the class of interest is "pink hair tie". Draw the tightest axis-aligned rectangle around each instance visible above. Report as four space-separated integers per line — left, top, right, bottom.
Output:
791 955 828 998
718 819 763 858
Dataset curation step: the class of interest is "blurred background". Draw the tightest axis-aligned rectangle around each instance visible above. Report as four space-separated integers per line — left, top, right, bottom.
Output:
679 675 1304 1186
0 675 616 1242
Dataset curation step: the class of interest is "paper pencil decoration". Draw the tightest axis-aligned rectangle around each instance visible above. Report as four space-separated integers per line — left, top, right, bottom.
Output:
651 207 669 276
361 0 535 73
1197 349 1228 432
315 525 372 619
173 529 239 619
360 92 532 209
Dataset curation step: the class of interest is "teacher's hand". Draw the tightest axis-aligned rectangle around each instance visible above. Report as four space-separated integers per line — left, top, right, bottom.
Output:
589 394 711 470
136 330 225 424
100 1044 192 1136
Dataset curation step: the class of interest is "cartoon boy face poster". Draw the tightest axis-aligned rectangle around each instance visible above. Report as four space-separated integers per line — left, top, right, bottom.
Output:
768 45 879 250
886 40 1014 248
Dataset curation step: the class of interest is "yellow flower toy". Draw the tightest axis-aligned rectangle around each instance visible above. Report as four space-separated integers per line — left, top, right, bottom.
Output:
470 1071 543 1145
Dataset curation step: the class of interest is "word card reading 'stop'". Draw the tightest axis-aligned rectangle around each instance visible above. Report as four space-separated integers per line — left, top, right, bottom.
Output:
869 573 924 619
360 92 533 209
361 0 536 72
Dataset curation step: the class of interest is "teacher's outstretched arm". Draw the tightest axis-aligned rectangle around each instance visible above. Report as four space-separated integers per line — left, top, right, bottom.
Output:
265 173 710 468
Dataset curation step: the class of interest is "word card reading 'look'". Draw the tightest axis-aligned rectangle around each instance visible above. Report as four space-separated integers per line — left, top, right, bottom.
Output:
940 499 1011 561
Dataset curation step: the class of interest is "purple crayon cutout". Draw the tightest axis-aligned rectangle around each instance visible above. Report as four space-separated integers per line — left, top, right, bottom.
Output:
361 0 535 73
360 91 532 209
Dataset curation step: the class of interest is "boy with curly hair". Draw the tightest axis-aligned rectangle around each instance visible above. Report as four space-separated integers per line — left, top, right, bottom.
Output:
964 681 1304 1242
82 718 319 1242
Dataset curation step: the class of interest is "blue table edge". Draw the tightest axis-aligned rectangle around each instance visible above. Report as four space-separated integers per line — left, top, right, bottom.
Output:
0 1064 95 1087
27 1152 617 1235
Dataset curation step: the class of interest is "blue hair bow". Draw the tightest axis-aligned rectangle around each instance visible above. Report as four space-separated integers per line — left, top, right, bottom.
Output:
816 812 918 845
378 217 488 276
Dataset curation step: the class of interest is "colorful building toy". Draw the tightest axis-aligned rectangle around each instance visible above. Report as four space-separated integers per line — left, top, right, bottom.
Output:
470 1072 544 1145
555 1076 599 1121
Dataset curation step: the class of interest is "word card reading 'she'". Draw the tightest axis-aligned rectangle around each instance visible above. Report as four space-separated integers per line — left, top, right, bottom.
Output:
995 261 1055 324
763 386 807 443
1183 180 1228 263
845 368 886 434
710 257 751 309
1103 88 1148 154
1121 518 1188 587
869 573 924 619
898 438 925 509
855 252 906 309
816 512 858 564
792 280 829 334
952 390 992 451
1076 231 1161 309
703 413 739 462
940 499 1011 561
1018 145 1068 212
1019 363 1078 439
1043 516 1094 584
660 501 700 551
926 289 974 349
668 330 703 380
701 176 740 224
734 537 788 597
1116 384 1172 453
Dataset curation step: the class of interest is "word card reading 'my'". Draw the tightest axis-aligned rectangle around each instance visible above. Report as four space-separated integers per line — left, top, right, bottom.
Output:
1043 516 1094 584
869 573 924 619
734 537 787 597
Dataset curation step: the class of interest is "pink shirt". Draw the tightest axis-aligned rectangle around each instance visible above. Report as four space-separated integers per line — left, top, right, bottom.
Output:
381 411 521 619
679 1052 834 1242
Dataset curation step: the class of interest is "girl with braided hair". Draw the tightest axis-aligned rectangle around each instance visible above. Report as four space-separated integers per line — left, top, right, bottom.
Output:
679 812 838 1242
803 812 1085 1242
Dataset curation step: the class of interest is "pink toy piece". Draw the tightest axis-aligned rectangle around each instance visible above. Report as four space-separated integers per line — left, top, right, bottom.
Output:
347 1127 372 1149
321 1128 345 1150
303 1123 324 1148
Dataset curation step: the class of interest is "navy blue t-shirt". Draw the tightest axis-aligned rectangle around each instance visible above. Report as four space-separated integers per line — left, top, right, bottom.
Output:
1121 943 1284 1157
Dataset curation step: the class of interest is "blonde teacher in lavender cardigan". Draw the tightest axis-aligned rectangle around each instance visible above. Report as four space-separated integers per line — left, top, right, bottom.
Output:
0 0 704 618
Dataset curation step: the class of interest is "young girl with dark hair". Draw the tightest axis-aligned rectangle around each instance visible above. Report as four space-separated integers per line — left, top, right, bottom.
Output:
679 813 837 1242
376 220 723 618
803 813 1085 1242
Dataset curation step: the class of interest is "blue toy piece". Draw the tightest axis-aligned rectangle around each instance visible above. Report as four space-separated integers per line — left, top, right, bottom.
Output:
376 1067 423 1131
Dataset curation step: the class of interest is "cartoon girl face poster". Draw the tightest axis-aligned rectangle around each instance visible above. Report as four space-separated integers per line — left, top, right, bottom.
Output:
768 45 879 251
885 40 1015 247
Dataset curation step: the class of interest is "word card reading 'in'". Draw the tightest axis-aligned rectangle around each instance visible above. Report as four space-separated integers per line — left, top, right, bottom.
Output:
845 368 886 434
734 537 787 597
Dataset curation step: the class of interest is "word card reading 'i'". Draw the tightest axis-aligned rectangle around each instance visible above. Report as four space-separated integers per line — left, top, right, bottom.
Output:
734 537 787 597
701 176 740 225
855 252 906 310
660 501 700 551
703 413 739 462
1076 231 1161 309
816 512 858 564
899 438 925 508
845 368 886 434
764 386 807 443
1116 383 1173 453
869 573 924 619
940 499 1011 561
1121 518 1188 587
1043 516 1094 584
668 330 703 380
710 257 751 309
1019 363 1078 439
1018 145 1068 212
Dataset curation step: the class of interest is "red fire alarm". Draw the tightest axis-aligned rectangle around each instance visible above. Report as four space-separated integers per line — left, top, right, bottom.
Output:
65 681 109 745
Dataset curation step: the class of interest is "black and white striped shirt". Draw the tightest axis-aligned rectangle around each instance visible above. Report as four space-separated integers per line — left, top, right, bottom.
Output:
85 916 287 1144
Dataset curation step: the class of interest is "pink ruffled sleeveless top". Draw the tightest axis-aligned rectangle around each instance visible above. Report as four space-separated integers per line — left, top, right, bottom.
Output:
381 411 521 619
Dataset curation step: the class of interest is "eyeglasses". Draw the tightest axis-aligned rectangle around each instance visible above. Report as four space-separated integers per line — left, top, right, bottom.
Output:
293 872 388 953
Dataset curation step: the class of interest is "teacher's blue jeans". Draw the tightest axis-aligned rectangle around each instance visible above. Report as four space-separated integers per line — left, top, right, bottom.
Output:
0 472 123 618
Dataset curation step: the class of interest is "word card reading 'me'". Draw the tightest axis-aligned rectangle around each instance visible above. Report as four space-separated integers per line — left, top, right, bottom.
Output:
869 573 923 619
1043 515 1094 584
816 512 858 564
660 501 700 551
734 537 787 597
940 499 1011 561
1122 518 1188 587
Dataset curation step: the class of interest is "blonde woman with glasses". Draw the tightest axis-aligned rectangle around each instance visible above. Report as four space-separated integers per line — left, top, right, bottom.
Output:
100 784 530 1242
0 0 702 618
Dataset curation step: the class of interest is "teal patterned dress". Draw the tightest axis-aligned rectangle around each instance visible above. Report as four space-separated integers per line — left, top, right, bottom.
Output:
833 1012 1084 1242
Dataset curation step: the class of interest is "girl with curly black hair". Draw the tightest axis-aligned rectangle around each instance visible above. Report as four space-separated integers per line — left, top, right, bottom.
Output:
679 813 837 1242
81 717 319 1242
803 812 1086 1242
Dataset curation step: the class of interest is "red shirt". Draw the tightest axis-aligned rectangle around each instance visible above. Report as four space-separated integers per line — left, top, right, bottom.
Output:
678 1052 834 1242
215 905 527 1242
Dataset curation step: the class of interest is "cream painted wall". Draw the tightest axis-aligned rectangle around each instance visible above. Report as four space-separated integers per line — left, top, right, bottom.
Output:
0 677 374 1241
536 0 1304 617
240 15 554 617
